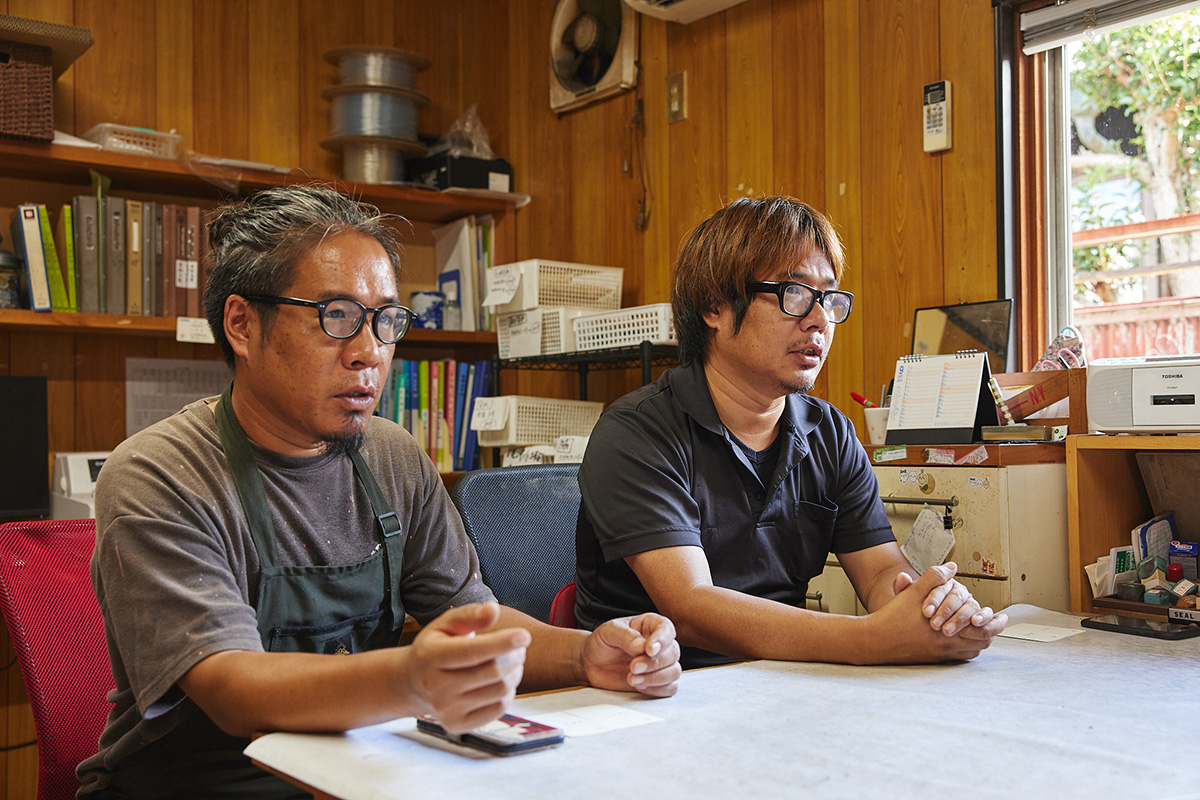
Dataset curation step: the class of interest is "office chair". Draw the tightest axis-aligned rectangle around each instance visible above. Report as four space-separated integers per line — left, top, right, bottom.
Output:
451 464 580 626
0 520 114 800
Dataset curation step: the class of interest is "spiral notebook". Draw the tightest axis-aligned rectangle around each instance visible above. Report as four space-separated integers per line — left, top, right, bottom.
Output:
885 351 999 445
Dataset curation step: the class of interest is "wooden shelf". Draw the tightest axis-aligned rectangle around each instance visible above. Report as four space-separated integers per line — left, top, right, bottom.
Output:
0 308 497 346
0 139 516 223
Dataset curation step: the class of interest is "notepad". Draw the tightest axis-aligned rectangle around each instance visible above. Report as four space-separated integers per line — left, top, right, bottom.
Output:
885 352 999 445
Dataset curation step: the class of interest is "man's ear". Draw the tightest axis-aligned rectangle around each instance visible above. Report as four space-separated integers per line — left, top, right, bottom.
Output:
701 303 724 332
224 295 254 360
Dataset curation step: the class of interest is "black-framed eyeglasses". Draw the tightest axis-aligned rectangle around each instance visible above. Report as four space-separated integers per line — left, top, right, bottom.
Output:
244 295 416 344
747 281 854 324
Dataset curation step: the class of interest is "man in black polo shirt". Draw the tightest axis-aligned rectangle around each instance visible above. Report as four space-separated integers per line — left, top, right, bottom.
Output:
575 196 1007 669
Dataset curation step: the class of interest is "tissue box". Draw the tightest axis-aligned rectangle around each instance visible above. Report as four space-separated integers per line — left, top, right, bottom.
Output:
1170 540 1199 582
405 153 512 192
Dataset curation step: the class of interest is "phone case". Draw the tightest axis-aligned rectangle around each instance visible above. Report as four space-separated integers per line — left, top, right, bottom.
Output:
417 714 565 755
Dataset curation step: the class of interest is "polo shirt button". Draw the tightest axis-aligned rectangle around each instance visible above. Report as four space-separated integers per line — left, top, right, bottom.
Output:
754 492 763 501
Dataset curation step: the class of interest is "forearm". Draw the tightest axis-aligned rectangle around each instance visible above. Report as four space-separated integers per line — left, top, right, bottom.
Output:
491 605 588 691
664 585 878 665
179 648 420 737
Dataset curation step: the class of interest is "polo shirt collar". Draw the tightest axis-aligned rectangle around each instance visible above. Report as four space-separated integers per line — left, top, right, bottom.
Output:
667 359 826 448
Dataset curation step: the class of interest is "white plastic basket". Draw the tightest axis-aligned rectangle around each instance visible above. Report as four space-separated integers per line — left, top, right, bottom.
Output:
573 303 676 352
476 396 604 447
490 259 623 315
496 306 591 359
83 123 181 159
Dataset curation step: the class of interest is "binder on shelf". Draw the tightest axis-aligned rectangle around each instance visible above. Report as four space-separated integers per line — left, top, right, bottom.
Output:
72 194 100 314
103 197 125 315
181 205 201 318
9 204 51 311
160 204 180 317
142 200 159 316
124 199 143 315
885 351 999 445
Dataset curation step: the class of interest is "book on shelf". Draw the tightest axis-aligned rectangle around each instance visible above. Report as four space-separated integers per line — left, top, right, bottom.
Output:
124 199 144 315
103 197 125 315
476 215 494 332
9 204 51 311
433 216 478 332
980 423 1061 442
453 360 469 470
181 205 201 318
37 205 70 312
72 194 100 314
55 204 77 312
141 200 159 316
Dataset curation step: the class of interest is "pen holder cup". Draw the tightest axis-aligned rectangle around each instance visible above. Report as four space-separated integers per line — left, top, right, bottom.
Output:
863 407 889 446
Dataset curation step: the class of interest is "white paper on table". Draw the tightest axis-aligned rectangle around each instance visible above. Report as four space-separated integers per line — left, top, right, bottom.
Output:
527 703 663 737
997 623 1086 642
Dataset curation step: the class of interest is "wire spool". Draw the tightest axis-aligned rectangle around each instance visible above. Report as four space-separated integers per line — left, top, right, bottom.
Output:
322 84 429 141
324 45 431 90
320 135 428 184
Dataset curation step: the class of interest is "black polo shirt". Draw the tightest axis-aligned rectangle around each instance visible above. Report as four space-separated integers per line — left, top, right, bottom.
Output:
574 359 894 667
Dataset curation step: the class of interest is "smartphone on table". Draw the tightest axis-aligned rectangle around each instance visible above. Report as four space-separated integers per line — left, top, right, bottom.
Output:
416 714 564 756
1081 614 1200 640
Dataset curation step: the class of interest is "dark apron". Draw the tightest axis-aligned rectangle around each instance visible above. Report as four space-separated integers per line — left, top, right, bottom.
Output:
102 383 406 799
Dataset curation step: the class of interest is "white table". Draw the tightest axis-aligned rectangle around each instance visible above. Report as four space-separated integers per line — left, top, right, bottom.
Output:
245 605 1200 799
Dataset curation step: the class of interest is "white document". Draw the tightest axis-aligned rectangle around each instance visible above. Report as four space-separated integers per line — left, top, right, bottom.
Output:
483 262 521 307
997 623 1086 642
503 309 542 358
531 703 663 737
432 217 477 331
125 357 231 437
470 396 510 431
900 505 955 575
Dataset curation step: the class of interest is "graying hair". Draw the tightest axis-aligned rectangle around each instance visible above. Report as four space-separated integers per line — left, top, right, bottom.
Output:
203 184 406 367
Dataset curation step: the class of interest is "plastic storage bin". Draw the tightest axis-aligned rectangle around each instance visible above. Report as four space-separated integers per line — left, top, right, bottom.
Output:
83 123 181 159
573 303 676 352
496 306 591 359
490 259 623 315
476 396 604 447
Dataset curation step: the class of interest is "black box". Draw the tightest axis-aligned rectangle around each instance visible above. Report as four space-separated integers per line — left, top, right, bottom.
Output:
0 375 49 519
405 153 513 192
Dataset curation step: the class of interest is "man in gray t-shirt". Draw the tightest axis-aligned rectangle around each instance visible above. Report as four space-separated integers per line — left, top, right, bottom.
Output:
78 186 681 800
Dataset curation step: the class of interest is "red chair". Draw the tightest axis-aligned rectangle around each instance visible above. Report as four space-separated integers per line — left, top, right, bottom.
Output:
0 520 114 800
549 582 577 629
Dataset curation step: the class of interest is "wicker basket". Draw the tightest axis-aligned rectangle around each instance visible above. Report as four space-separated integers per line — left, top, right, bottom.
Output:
490 259 623 315
0 39 52 143
476 396 604 447
573 303 676 352
83 123 181 159
496 306 592 359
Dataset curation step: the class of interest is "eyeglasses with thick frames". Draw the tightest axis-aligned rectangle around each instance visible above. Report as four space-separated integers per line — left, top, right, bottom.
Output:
244 295 416 344
747 281 854 324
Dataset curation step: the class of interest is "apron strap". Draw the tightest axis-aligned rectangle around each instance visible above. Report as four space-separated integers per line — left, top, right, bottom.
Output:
350 448 406 628
215 381 282 569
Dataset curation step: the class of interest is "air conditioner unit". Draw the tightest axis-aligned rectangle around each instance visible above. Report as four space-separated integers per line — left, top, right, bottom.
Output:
622 0 753 25
550 0 639 114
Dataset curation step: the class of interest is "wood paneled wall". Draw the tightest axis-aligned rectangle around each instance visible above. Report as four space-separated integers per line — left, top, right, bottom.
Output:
0 0 999 791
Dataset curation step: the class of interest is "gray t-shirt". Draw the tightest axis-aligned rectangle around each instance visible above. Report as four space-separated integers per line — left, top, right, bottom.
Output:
78 397 494 788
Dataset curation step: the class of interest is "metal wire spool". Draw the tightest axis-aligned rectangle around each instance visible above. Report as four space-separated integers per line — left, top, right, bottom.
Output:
322 84 429 140
319 135 428 184
324 45 430 90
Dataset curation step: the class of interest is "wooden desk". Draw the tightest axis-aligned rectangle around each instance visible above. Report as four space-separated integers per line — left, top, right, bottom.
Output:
246 606 1199 799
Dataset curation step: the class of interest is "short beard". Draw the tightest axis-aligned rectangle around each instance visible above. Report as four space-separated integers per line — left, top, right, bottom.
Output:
321 428 365 458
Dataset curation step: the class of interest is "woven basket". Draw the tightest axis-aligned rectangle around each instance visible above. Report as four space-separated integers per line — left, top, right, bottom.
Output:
0 39 52 142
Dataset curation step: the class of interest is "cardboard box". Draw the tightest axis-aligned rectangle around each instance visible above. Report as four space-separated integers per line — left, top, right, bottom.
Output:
405 153 513 192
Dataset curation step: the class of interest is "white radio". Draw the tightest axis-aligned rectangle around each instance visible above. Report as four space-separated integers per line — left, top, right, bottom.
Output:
1087 355 1200 433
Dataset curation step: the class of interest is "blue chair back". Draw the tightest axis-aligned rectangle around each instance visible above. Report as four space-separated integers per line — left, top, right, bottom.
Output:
451 464 580 623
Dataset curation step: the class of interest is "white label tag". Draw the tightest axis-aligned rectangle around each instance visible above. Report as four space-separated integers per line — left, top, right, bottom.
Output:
175 317 216 344
470 397 509 431
483 264 521 307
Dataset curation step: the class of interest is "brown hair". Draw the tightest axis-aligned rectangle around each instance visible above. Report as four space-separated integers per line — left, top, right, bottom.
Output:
670 196 845 365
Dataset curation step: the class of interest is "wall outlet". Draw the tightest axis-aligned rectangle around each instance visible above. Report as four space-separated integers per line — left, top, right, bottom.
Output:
667 71 688 124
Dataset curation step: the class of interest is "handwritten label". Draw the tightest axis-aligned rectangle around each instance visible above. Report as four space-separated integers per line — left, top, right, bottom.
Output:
900 505 955 575
924 448 956 465
504 309 543 358
176 259 198 290
175 317 215 344
483 263 521 307
872 445 907 463
954 445 989 465
501 445 555 467
554 435 589 463
470 397 510 431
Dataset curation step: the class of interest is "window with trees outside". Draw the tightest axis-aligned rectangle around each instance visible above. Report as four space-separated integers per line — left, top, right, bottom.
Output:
1021 2 1200 362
